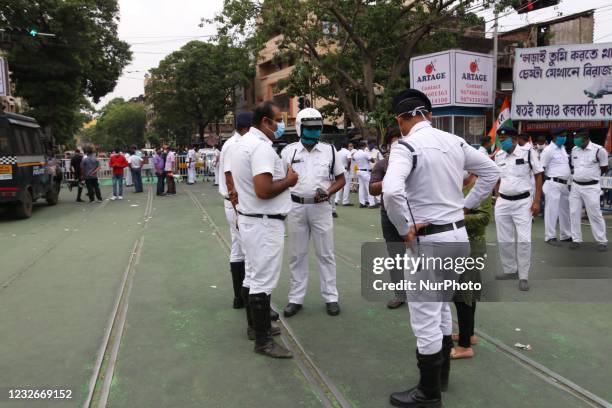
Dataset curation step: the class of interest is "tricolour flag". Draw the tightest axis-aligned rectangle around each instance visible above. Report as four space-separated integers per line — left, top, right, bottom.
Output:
488 97 512 148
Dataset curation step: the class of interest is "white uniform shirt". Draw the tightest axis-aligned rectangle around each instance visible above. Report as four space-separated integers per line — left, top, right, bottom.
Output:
571 141 608 182
218 132 242 197
540 143 570 179
337 147 351 170
231 127 291 215
129 155 143 169
478 146 488 156
280 142 344 198
187 148 196 165
352 149 371 170
383 121 500 236
495 146 544 196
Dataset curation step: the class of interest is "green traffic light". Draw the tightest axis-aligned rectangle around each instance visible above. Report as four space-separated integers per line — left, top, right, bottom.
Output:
29 29 38 37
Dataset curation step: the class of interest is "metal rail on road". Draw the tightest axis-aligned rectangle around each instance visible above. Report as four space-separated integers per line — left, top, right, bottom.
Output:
183 187 352 408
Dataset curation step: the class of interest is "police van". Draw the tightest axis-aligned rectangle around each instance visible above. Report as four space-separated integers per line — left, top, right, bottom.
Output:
0 111 62 218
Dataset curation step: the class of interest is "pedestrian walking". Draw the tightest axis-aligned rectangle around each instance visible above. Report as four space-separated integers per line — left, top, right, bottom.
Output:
493 124 544 291
109 148 129 200
383 89 499 408
81 145 103 203
69 148 84 202
230 101 297 358
280 108 346 318
568 129 608 251
187 144 197 184
129 150 144 193
165 146 176 195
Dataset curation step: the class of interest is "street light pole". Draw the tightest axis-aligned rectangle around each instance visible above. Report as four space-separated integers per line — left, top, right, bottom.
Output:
492 9 499 127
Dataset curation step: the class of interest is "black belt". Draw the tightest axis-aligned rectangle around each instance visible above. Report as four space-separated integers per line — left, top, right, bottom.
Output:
237 211 286 221
417 220 465 237
359 169 371 172
224 196 231 201
545 176 568 185
291 194 318 204
499 192 530 201
573 180 599 186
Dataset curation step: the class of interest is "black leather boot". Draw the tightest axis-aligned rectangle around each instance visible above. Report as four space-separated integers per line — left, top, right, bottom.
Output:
440 335 453 392
230 262 246 309
389 350 442 408
249 293 292 359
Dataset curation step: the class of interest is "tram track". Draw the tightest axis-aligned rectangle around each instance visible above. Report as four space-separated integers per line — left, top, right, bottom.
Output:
84 185 154 408
183 187 352 408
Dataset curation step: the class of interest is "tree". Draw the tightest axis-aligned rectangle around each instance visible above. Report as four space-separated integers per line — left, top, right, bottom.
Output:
146 40 253 143
0 0 131 145
89 98 147 150
213 0 494 140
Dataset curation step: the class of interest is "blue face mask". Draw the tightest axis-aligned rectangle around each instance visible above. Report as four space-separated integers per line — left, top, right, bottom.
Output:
555 136 566 147
301 128 321 145
500 138 514 152
273 120 286 139
573 136 583 148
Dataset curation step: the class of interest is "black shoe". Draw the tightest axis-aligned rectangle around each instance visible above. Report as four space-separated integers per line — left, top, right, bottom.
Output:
560 238 572 242
76 198 85 203
359 204 367 208
546 238 560 247
497 272 518 280
270 308 280 321
390 350 442 408
247 323 281 340
250 293 292 358
343 203 354 206
597 243 608 252
332 212 338 218
440 335 453 392
283 303 302 317
387 298 406 309
519 279 530 291
326 302 340 316
230 262 246 309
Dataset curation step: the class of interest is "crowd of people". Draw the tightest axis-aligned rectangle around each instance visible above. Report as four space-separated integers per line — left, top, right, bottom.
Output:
214 90 608 408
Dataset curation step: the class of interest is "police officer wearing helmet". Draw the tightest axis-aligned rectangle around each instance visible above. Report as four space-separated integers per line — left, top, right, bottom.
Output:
281 108 346 317
493 123 544 291
541 127 571 245
383 89 499 408
568 129 608 251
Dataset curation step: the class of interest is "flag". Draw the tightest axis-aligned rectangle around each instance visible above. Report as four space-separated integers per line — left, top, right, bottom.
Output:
488 97 512 147
605 122 612 153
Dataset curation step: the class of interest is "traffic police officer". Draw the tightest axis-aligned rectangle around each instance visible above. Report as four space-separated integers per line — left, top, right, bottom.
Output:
493 124 544 291
353 141 375 207
541 128 571 244
384 89 499 408
281 108 346 317
568 129 608 251
334 142 353 206
231 101 298 358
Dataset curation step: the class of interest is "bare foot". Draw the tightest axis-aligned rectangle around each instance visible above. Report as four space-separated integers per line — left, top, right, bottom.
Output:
451 334 478 345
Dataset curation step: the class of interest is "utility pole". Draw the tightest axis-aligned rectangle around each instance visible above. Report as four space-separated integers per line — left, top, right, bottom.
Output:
492 9 499 126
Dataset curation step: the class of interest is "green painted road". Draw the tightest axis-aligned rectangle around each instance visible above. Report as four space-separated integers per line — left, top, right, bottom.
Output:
0 181 610 408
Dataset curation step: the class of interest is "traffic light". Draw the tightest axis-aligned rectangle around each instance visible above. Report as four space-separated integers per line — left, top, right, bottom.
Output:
29 29 38 37
514 0 560 14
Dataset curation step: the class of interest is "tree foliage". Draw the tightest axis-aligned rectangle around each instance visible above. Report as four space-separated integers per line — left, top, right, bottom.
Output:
146 40 253 144
0 0 131 145
84 98 146 150
213 0 496 139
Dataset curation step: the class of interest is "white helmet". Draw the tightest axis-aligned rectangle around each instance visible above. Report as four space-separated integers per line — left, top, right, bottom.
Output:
295 107 323 137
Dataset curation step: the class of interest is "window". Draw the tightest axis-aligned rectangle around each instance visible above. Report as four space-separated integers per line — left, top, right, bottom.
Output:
0 127 12 156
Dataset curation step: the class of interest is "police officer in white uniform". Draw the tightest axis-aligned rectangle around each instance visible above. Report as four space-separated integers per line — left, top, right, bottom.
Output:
231 101 298 358
187 145 197 184
541 128 571 244
384 89 499 408
493 124 544 291
568 129 608 251
219 112 252 308
353 141 375 207
281 108 346 318
334 142 353 206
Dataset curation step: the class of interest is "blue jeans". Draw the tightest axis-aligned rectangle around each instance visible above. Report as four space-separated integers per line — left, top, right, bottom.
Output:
131 168 143 193
112 174 124 197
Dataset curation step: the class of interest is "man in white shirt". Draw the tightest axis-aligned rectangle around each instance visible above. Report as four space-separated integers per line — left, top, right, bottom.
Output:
128 150 143 193
540 128 571 244
369 141 383 207
478 135 492 157
231 101 298 358
568 129 608 251
334 142 353 207
494 124 544 291
186 145 197 184
384 89 499 407
212 146 221 186
280 108 345 318
353 141 375 208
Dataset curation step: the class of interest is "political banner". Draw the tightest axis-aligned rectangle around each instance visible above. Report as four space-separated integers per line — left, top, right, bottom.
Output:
512 43 612 121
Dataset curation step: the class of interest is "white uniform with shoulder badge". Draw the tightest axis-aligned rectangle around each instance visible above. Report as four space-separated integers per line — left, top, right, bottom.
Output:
569 141 608 245
281 141 345 304
541 142 571 241
353 148 375 206
219 132 245 263
334 147 352 205
494 146 544 280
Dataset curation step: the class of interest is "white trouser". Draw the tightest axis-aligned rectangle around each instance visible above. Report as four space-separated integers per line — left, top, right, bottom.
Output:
187 164 196 184
125 166 132 186
224 200 245 262
543 180 571 241
214 167 219 185
357 170 374 206
287 202 338 303
569 183 608 244
238 215 285 295
495 196 532 280
406 226 469 355
335 170 351 205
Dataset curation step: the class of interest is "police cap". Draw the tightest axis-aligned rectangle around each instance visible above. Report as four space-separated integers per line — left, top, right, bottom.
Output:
551 127 567 137
392 89 432 117
496 123 518 136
